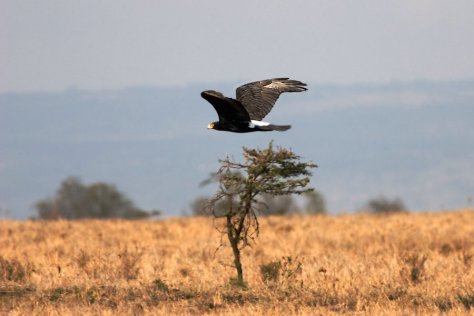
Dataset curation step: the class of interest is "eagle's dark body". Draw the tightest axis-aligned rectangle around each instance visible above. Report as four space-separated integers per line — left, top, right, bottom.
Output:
201 78 307 133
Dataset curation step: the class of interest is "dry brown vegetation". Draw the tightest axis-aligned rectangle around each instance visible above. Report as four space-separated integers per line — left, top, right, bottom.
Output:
1 209 473 315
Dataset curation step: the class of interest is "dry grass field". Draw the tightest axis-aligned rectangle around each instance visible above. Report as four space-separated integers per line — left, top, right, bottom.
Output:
1 209 474 315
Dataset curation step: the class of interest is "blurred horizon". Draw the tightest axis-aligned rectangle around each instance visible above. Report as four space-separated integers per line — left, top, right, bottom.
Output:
2 1 473 218
1 79 473 219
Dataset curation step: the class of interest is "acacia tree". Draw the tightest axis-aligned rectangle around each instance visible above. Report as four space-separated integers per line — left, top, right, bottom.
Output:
206 142 317 286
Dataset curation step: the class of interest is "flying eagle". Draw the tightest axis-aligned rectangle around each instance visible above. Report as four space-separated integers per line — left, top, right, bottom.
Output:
201 78 307 133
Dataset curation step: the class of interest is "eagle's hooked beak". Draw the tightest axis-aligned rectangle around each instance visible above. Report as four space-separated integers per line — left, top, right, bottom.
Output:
207 123 214 129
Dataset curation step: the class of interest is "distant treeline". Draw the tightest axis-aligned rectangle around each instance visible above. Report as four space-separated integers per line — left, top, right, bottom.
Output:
35 177 160 220
35 177 407 220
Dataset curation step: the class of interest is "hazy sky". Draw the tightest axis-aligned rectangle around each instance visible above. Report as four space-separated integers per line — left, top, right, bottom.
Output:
1 1 474 92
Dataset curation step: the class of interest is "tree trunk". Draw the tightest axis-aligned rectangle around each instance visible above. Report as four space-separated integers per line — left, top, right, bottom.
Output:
226 215 244 286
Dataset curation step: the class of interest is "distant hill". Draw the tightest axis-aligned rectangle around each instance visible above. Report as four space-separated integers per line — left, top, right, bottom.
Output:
1 80 473 218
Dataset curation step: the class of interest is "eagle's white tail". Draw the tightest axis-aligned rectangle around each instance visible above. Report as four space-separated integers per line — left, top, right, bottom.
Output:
249 120 290 131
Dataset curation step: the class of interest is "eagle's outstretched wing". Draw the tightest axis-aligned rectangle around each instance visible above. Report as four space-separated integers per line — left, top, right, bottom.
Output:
201 90 250 122
236 78 307 120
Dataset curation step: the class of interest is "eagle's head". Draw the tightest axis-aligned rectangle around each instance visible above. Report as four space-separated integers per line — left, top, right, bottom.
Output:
207 121 219 130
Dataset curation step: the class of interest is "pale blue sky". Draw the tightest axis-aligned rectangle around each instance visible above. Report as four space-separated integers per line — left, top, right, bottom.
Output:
1 0 474 92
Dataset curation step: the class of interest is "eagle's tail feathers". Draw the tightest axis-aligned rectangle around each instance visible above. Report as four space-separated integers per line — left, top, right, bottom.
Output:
259 124 291 132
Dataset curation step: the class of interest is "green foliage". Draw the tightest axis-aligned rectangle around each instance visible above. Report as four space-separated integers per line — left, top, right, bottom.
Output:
457 292 474 310
401 253 428 284
152 279 169 293
0 256 32 283
207 142 316 285
35 176 160 220
260 260 281 282
260 256 303 288
208 142 317 217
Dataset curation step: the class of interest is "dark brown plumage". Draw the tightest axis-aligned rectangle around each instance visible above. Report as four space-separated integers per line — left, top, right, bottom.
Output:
201 78 307 133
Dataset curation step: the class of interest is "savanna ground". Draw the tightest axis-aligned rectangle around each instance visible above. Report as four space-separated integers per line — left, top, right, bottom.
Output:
1 210 473 315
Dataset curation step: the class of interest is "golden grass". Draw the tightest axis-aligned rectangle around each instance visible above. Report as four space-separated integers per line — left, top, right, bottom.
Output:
1 210 473 315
